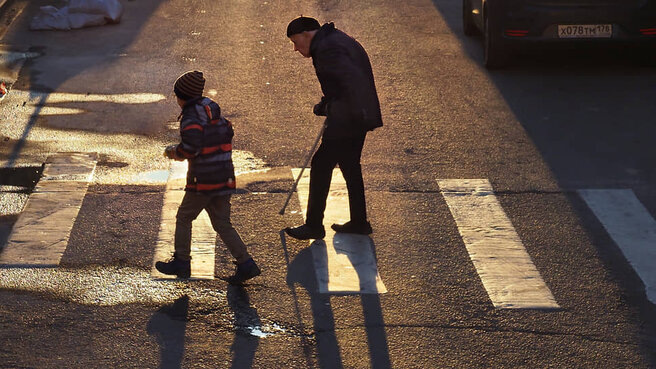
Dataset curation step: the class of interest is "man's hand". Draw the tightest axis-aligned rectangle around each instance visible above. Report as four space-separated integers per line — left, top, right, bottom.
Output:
313 98 328 116
164 145 184 161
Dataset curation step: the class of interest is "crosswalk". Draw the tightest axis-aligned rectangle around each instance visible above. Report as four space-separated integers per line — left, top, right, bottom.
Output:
578 189 656 305
438 179 559 309
292 168 387 294
0 152 96 266
1 152 656 307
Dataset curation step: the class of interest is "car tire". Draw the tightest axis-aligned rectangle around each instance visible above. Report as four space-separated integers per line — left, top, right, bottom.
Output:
463 0 477 36
483 7 508 69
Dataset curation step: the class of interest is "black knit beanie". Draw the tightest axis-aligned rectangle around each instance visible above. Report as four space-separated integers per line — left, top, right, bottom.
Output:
286 16 320 37
174 71 205 101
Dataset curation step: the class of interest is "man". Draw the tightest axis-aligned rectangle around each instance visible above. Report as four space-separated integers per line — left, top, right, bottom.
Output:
285 17 383 240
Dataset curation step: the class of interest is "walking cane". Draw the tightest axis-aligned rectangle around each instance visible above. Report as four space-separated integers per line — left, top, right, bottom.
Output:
278 123 326 215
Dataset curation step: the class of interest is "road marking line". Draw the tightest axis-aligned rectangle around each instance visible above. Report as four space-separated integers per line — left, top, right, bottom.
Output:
578 189 656 305
0 153 97 266
152 161 215 280
292 168 387 294
437 179 559 309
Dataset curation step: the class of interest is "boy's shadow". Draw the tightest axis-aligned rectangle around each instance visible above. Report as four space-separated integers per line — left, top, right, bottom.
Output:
145 288 262 369
227 284 261 369
285 233 391 369
147 295 189 369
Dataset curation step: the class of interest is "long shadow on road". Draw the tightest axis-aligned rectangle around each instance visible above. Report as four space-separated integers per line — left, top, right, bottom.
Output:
227 285 261 369
0 166 41 248
284 232 391 369
147 295 189 369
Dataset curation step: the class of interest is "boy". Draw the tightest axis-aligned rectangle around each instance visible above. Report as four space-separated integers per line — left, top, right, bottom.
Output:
155 70 260 284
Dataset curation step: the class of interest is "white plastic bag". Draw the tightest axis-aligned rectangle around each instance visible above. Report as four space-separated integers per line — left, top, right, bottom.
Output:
30 6 71 30
68 12 107 28
69 0 123 23
29 0 123 30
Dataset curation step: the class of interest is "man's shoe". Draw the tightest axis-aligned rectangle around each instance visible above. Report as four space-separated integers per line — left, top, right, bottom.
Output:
226 258 261 285
155 254 191 278
331 221 373 235
284 224 325 240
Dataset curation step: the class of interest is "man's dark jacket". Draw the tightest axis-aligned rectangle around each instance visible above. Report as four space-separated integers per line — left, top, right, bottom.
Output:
310 23 383 139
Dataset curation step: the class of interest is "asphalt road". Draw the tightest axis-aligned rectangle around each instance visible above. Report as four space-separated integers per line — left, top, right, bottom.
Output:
0 0 655 368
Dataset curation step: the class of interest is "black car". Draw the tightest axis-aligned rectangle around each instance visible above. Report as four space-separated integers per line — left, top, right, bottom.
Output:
463 0 656 68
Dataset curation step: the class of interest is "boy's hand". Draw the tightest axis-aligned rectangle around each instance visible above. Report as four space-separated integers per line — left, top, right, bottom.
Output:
164 145 184 161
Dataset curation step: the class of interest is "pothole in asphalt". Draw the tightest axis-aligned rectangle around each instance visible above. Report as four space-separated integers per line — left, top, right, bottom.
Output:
97 154 129 168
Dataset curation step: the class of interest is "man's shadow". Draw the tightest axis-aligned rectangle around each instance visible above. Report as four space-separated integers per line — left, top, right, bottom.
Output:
227 285 260 369
147 295 189 369
285 232 391 369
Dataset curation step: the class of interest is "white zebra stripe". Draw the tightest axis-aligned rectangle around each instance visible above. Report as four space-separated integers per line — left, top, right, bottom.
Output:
438 179 559 309
579 189 656 305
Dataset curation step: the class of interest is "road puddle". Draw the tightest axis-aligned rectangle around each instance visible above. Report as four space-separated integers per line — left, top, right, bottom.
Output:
130 169 170 184
124 150 269 184
241 323 287 338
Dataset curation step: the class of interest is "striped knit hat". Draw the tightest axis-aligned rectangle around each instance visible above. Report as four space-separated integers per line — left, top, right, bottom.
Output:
174 71 205 100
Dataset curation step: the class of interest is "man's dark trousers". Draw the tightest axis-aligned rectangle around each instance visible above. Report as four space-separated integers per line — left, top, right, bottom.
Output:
305 135 367 228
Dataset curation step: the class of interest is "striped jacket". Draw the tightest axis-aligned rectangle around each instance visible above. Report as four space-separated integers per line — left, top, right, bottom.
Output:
175 97 236 195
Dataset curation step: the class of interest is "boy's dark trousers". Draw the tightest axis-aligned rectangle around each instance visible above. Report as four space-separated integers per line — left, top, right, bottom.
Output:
305 135 367 228
174 192 250 263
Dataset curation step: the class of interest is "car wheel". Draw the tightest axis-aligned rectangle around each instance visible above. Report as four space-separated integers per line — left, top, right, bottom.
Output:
483 8 508 69
463 0 477 36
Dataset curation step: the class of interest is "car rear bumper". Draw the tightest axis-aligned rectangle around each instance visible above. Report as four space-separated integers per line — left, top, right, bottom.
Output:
499 3 656 42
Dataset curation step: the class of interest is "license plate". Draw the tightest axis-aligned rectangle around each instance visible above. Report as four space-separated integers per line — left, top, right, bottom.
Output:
558 24 612 38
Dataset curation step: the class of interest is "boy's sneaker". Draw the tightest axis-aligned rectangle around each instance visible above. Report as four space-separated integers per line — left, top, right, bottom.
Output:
284 224 325 240
331 221 373 235
155 253 191 279
226 258 261 285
